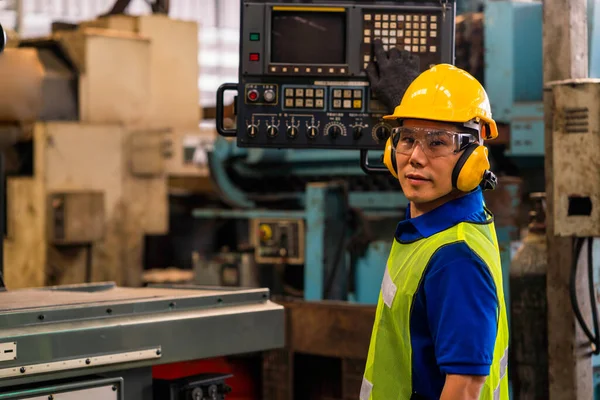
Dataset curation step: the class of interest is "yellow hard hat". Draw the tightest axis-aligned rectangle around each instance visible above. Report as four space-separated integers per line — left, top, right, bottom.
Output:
383 64 498 140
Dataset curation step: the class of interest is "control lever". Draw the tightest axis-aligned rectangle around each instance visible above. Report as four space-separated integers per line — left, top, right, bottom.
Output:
216 83 238 137
360 149 389 175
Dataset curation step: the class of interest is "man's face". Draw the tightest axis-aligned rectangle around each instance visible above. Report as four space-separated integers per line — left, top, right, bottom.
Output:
395 119 468 204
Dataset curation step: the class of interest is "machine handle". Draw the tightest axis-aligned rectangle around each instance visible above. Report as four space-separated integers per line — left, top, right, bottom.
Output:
360 149 390 175
216 83 238 138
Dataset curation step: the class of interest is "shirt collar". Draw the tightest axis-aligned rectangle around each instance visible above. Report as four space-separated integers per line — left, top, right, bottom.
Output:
395 187 486 242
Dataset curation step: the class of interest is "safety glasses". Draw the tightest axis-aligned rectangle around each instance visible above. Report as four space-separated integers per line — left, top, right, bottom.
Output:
391 126 479 158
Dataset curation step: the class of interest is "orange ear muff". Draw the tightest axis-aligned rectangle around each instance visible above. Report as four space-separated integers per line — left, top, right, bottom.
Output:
452 144 493 192
383 137 398 178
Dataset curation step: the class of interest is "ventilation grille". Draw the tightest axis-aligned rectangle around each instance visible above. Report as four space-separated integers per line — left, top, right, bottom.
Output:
564 107 589 133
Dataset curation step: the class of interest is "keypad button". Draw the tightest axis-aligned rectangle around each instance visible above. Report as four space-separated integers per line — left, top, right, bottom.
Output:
375 22 381 28
390 30 396 36
429 45 437 52
353 90 362 98
412 45 418 52
406 23 411 29
406 31 412 37
382 30 389 36
420 46 426 53
421 15 427 22
404 45 411 51
404 38 411 44
398 15 405 21
390 22 397 29
285 98 294 107
406 15 411 21
295 99 304 107
421 23 427 29
333 89 342 98
430 31 437 37
420 38 427 45
390 37 397 44
343 90 352 98
364 29 371 35
375 14 382 20
316 89 324 98
431 15 437 22
285 88 294 96
363 62 368 69
316 99 324 108
384 44 389 51
383 14 389 21
421 31 426 37
353 100 362 109
295 88 304 96
305 99 314 107
412 38 419 44
365 37 371 43
431 23 437 30
333 99 342 108
397 30 403 36
364 14 372 21
343 100 352 108
382 22 389 29
306 88 314 97
364 55 370 62
374 29 381 36
382 37 389 44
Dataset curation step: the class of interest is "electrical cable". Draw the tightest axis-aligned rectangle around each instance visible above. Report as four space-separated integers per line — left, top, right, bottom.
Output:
570 236 600 355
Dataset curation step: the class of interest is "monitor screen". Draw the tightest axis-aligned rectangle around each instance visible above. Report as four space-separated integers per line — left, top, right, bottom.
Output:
270 11 346 65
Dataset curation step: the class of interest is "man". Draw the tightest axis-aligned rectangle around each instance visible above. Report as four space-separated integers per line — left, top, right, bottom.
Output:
361 41 509 400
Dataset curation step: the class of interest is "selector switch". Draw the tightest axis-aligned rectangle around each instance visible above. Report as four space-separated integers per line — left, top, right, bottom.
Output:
247 124 259 138
307 126 318 139
353 125 364 140
287 126 298 139
328 125 342 139
372 123 392 142
267 126 279 138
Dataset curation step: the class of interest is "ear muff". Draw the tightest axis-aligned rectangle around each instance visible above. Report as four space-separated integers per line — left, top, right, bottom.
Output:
383 137 398 178
452 143 496 192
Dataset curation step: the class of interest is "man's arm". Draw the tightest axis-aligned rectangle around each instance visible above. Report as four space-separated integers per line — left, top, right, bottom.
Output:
424 242 499 399
440 374 486 400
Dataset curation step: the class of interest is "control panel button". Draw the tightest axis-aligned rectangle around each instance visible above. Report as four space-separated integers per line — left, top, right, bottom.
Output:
375 125 391 141
316 89 324 98
315 99 324 108
247 89 259 102
307 126 318 139
263 89 276 103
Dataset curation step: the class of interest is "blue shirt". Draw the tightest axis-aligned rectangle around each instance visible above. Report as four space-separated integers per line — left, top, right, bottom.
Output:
394 188 499 398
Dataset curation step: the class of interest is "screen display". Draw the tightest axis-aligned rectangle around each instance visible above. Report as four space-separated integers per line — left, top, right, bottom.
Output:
271 11 346 64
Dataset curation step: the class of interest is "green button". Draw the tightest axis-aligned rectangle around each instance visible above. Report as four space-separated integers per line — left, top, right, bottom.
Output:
250 33 260 41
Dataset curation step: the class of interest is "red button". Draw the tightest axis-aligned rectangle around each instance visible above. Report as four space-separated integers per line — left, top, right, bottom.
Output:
249 53 260 61
248 90 259 101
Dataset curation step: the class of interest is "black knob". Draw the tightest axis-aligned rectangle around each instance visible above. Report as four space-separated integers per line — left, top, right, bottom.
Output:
267 125 278 138
353 125 363 139
375 125 390 141
247 124 258 138
287 126 298 138
307 126 318 139
328 125 342 138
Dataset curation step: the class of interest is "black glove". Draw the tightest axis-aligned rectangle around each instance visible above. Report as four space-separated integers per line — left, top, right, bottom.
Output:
365 39 420 113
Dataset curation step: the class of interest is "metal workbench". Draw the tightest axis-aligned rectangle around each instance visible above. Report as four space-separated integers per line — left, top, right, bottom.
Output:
0 282 284 399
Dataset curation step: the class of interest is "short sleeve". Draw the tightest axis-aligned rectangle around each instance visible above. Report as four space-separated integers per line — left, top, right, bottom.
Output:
424 242 499 376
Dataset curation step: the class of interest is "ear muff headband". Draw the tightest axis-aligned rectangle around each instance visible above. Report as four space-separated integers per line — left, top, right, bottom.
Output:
452 143 491 192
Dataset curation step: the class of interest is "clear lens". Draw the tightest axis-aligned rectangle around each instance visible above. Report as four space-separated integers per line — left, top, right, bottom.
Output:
391 127 477 158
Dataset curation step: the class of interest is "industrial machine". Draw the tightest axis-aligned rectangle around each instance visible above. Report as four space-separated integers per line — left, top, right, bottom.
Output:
208 0 458 304
0 19 285 400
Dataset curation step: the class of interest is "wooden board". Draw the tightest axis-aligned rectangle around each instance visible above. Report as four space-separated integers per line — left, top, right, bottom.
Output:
3 123 47 290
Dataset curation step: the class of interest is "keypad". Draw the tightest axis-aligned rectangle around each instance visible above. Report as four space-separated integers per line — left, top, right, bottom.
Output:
331 88 363 110
362 11 439 69
284 86 325 109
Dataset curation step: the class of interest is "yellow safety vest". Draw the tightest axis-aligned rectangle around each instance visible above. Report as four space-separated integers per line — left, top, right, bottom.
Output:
360 214 509 400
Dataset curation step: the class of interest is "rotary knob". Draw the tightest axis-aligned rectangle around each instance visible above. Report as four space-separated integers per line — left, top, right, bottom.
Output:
306 126 318 139
353 125 364 140
375 125 391 141
286 126 298 139
267 125 278 138
328 124 342 139
247 124 258 138
263 89 276 103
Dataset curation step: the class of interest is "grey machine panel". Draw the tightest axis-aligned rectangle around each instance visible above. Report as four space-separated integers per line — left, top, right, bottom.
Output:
0 378 123 400
0 282 284 389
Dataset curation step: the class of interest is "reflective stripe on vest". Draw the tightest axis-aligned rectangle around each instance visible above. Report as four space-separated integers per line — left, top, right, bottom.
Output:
361 217 509 400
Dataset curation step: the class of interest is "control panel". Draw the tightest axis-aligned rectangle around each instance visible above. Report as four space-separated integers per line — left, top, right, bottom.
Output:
216 0 456 150
250 219 305 265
